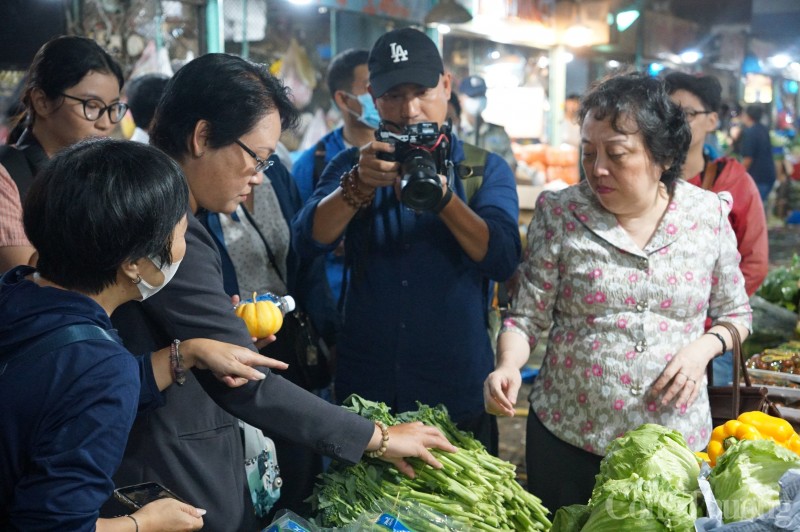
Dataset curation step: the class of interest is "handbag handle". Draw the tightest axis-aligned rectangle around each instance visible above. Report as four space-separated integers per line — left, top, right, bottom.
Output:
707 322 751 414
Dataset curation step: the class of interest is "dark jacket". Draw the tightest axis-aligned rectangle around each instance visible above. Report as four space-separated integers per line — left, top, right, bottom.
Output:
0 266 139 531
105 212 373 532
200 156 340 347
292 134 521 423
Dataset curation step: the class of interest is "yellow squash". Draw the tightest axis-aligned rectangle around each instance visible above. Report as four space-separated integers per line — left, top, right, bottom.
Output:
235 292 284 338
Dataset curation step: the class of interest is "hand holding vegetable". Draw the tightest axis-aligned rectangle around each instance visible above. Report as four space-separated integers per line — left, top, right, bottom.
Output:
366 421 457 478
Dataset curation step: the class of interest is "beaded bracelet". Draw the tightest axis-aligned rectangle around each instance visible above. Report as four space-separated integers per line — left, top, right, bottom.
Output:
365 420 390 458
340 165 375 210
126 514 139 532
170 339 186 386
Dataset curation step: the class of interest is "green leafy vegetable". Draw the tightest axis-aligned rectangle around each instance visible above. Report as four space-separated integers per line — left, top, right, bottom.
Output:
708 439 800 522
592 423 700 502
757 254 800 311
582 476 697 531
550 504 591 532
310 395 551 531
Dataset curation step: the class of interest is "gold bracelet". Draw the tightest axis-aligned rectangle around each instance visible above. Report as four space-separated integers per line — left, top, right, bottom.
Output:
340 165 375 210
365 420 390 458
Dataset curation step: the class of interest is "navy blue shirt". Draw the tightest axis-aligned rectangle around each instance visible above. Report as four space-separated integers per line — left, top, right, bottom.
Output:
0 267 140 531
292 135 520 422
292 127 349 302
741 122 776 186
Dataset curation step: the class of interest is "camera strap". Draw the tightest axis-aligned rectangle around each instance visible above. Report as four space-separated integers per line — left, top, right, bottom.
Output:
457 142 489 205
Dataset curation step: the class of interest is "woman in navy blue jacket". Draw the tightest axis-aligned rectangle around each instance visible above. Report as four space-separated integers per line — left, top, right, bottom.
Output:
0 139 277 531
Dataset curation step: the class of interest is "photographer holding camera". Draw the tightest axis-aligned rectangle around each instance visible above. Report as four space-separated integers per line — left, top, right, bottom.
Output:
292 28 521 453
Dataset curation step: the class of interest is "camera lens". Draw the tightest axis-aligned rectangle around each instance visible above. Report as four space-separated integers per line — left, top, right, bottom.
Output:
400 149 442 211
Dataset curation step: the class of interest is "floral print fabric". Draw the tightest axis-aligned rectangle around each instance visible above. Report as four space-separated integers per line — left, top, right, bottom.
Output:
505 180 752 454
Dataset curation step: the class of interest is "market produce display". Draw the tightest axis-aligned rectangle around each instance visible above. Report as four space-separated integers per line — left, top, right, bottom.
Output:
708 439 800 522
309 395 551 531
550 424 701 531
547 413 800 530
757 254 800 312
707 412 800 466
747 341 800 376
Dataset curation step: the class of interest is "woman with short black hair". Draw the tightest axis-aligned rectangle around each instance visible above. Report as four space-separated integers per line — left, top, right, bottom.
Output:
0 139 281 531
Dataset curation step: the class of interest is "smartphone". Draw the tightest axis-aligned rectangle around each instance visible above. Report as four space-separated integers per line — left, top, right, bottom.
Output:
113 481 188 511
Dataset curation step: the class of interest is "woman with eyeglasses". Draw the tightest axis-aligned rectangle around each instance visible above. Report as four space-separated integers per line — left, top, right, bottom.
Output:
106 53 455 531
0 35 128 272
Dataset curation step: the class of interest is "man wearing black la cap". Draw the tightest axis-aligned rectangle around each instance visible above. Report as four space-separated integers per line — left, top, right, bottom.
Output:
292 27 521 454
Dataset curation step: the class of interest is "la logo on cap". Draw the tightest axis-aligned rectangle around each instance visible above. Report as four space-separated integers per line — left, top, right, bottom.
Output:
389 42 408 63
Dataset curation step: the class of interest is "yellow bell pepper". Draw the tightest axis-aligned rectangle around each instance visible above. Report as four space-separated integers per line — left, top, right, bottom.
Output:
707 420 764 466
737 411 795 445
787 433 800 456
694 451 710 464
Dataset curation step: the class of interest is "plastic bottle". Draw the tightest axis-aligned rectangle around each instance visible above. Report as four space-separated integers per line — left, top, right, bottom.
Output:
235 292 296 337
251 292 296 314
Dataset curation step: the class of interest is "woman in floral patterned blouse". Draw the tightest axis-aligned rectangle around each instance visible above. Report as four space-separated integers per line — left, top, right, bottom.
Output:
483 72 752 512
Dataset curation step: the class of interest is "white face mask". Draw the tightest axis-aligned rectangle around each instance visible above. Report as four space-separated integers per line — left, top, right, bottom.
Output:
463 96 487 116
136 256 182 300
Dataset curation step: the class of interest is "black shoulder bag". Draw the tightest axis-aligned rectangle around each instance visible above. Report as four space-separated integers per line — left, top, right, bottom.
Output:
240 208 331 391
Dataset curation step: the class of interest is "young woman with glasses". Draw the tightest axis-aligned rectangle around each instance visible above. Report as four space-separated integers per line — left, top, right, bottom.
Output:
0 35 127 272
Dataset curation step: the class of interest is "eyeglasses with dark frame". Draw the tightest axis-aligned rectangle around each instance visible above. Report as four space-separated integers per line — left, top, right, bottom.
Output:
60 93 129 123
683 109 714 121
235 139 274 174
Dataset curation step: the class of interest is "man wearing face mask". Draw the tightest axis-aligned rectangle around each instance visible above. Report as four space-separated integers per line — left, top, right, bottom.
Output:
292 49 375 305
458 75 516 172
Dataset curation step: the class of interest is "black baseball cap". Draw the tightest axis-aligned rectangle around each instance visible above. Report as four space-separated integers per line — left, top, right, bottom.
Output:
368 27 444 98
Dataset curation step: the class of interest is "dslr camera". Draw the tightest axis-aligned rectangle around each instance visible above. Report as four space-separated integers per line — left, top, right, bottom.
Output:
375 121 452 211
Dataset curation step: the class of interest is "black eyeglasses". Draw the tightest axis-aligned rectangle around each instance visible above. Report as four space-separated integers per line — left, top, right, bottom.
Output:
235 139 274 173
60 93 128 123
683 109 714 121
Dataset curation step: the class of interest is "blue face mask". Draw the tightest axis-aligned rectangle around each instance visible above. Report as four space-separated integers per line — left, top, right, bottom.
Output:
343 92 381 129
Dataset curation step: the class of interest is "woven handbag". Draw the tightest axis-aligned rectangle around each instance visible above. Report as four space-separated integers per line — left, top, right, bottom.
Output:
707 321 783 427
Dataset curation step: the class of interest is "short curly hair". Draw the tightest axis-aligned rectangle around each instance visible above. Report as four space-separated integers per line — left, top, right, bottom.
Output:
579 71 691 194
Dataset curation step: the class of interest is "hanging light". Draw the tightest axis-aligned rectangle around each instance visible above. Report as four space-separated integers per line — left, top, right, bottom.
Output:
424 0 473 25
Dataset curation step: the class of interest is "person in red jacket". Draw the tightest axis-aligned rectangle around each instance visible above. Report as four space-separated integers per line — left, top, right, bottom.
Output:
666 72 768 384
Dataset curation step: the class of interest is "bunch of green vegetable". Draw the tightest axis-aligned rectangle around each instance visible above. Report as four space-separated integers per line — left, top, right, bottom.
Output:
757 254 800 312
708 439 800 523
551 424 702 531
309 395 552 531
